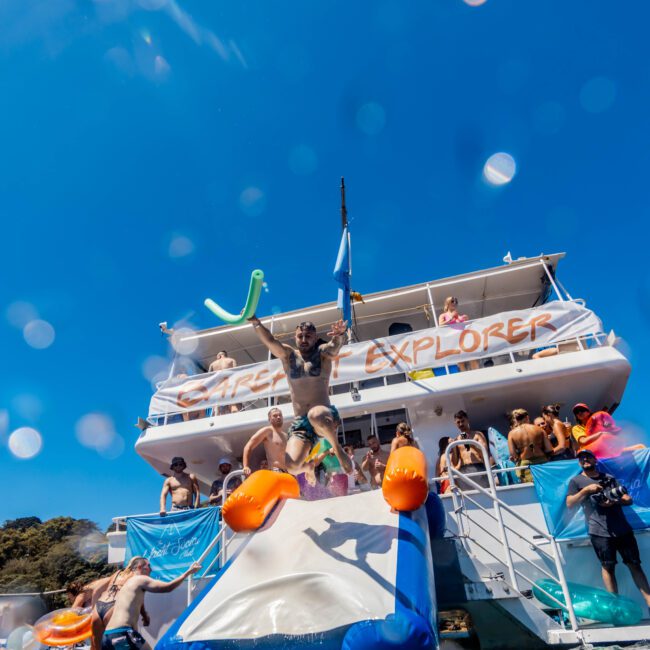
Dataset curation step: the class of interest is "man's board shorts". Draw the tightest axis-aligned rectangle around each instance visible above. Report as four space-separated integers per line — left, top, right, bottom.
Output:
590 533 642 568
517 457 547 483
171 504 193 511
288 405 340 448
102 627 146 650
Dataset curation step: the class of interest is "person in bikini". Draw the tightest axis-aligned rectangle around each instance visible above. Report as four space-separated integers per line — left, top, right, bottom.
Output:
508 409 553 482
91 558 150 650
390 422 419 453
102 558 200 650
242 407 289 475
159 457 199 515
248 316 352 474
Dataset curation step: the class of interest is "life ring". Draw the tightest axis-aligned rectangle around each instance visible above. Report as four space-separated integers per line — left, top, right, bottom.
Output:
34 608 92 647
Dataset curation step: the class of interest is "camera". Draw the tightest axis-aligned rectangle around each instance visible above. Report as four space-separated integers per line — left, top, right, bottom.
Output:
591 476 628 505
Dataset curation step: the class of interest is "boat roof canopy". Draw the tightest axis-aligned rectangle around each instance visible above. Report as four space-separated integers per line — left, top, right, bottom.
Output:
178 253 565 371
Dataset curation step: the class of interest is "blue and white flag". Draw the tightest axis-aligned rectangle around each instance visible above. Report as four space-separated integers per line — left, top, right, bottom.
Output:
333 227 351 326
125 507 220 580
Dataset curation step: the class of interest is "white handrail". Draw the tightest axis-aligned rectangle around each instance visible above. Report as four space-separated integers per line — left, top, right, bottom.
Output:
444 439 580 632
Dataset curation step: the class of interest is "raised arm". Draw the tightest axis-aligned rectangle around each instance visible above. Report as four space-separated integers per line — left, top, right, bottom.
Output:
141 562 201 594
190 473 200 508
159 479 170 515
243 427 269 476
249 315 289 359
320 319 348 358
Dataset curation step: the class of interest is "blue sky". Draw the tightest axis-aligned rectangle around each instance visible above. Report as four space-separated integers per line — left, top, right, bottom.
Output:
1 0 649 529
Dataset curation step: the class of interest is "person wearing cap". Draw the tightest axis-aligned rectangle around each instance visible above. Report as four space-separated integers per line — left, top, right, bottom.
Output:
209 457 242 504
248 315 353 475
566 450 650 609
159 457 199 515
570 403 593 450
583 411 625 457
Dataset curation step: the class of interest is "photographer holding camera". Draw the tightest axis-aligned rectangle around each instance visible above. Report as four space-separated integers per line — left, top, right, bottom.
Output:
566 449 650 609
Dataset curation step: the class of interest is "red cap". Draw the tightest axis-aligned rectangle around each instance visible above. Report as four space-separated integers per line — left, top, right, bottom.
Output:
572 403 590 414
586 411 622 435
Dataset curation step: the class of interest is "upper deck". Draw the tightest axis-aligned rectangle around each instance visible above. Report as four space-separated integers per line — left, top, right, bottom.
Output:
135 253 630 491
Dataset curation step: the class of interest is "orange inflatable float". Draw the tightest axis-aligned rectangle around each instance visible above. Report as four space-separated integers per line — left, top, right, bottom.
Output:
34 608 92 647
222 469 300 532
382 446 429 511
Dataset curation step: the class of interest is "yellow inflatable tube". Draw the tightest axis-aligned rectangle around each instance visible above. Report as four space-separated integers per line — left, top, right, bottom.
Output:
222 470 300 532
382 446 429 511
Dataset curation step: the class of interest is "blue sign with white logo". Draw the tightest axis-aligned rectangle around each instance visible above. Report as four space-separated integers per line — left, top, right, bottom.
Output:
125 507 220 580
531 448 650 539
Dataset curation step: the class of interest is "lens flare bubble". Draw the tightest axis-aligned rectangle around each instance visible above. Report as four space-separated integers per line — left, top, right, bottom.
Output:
78 532 108 561
142 356 170 383
271 305 282 315
75 413 115 451
23 320 55 349
98 434 125 460
8 428 43 460
356 102 386 135
154 55 171 79
6 301 39 329
239 187 266 217
483 152 516 186
262 282 269 294
288 145 318 175
580 76 616 114
168 234 195 259
137 0 168 9
171 328 199 356
7 625 39 650
463 0 487 5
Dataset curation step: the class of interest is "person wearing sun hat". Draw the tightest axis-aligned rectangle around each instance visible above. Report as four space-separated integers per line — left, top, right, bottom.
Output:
159 457 200 515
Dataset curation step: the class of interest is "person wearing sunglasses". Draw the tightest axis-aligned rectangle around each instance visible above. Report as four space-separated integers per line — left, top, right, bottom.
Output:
159 457 199 516
248 315 352 475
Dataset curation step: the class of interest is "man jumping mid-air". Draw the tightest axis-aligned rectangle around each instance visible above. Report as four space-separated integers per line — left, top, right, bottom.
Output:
249 316 352 475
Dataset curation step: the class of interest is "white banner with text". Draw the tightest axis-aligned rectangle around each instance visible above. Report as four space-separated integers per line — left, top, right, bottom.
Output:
148 301 603 417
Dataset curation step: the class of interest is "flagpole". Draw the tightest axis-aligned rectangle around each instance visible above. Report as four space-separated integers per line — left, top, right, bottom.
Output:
340 177 348 230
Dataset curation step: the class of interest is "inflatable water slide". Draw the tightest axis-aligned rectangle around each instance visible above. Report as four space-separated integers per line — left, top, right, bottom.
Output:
156 488 441 650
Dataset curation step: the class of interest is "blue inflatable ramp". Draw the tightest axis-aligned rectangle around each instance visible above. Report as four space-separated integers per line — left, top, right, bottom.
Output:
156 490 438 649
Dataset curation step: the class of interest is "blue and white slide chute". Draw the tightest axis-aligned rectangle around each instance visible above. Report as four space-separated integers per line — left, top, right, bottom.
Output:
156 490 439 649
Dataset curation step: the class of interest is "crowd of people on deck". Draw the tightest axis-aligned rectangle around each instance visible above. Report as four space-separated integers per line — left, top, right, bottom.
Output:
434 402 634 493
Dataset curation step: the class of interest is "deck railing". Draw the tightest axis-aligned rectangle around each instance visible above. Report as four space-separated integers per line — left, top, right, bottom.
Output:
443 439 581 636
150 329 609 426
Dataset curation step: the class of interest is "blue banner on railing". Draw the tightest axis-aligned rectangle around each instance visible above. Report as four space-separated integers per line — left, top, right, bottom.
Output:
125 508 220 580
531 448 650 539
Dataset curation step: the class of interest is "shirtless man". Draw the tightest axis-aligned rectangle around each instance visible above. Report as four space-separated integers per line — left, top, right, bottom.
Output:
102 559 200 650
248 316 352 474
242 408 288 475
508 409 553 483
450 410 494 490
209 351 239 413
159 457 199 515
208 350 236 373
361 435 389 488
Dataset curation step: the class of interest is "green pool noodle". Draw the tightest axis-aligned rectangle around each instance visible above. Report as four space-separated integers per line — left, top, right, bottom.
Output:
533 578 643 626
204 269 265 325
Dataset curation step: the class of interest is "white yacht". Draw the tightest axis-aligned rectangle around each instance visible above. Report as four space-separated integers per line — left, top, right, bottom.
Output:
108 252 650 649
